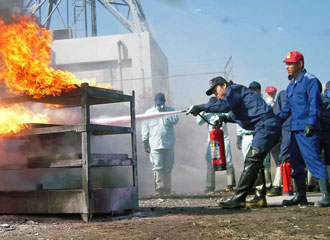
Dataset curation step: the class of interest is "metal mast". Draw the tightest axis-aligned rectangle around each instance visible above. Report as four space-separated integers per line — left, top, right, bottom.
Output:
24 0 150 38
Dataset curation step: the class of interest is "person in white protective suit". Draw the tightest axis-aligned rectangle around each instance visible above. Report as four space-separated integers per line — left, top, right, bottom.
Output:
197 97 236 194
141 93 179 196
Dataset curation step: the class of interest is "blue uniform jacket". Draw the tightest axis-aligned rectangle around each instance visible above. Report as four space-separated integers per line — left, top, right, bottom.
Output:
273 90 290 130
204 84 274 130
279 69 322 131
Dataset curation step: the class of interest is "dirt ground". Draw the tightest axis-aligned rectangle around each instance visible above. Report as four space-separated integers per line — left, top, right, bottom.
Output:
0 191 329 240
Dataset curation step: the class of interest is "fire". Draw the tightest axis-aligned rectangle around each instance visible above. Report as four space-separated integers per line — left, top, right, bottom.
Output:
0 14 113 135
0 104 49 135
0 14 112 99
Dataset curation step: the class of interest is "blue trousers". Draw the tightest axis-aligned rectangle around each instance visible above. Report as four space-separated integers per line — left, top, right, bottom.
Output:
251 117 281 154
290 131 328 180
279 129 291 161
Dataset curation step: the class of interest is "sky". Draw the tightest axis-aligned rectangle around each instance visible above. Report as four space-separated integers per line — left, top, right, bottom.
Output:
31 0 330 109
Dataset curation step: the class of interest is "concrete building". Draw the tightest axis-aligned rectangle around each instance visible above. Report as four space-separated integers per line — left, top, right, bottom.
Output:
51 32 169 109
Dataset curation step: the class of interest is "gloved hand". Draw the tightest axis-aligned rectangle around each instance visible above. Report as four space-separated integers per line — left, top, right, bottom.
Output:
186 104 205 116
236 135 242 150
143 140 151 153
213 115 227 128
304 124 315 137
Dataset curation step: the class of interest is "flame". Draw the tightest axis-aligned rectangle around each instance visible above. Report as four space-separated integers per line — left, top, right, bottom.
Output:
0 14 113 135
0 104 49 135
0 14 112 99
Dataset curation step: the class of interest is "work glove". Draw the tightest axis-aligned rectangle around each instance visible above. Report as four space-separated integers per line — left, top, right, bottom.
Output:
143 140 151 153
213 115 227 128
236 135 242 150
304 124 315 137
186 104 205 116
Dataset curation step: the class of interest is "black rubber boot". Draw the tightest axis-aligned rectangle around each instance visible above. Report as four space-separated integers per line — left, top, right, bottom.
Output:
246 167 267 207
282 177 308 206
314 179 330 207
218 147 266 209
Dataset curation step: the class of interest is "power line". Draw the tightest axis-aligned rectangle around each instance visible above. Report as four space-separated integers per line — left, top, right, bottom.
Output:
101 70 224 83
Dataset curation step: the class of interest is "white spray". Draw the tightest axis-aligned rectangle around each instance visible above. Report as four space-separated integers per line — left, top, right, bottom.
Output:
91 110 187 126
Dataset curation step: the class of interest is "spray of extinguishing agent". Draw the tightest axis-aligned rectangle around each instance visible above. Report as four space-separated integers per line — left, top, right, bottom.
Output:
198 114 227 171
93 109 226 171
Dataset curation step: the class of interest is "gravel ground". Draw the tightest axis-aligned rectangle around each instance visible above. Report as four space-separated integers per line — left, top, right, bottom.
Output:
0 191 329 239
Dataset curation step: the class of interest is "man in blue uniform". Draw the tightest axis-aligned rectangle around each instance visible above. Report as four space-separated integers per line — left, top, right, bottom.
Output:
142 93 179 196
279 51 330 207
187 77 281 208
268 82 292 196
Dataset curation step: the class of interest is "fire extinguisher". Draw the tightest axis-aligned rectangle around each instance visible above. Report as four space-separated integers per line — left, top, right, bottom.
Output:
209 125 226 171
281 159 294 196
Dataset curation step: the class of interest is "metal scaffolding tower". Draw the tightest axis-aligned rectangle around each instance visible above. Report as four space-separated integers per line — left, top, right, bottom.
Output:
24 0 150 38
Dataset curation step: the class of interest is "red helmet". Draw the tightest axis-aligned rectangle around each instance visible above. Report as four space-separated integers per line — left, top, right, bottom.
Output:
265 86 277 94
283 51 304 64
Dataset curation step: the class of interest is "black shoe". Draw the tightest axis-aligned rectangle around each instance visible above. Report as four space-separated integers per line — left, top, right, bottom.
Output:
246 196 267 207
282 178 307 206
267 187 282 197
218 198 246 209
225 185 235 192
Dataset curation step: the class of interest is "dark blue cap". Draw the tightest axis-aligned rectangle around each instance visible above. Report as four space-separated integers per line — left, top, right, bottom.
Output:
249 81 261 90
206 76 227 96
155 92 166 105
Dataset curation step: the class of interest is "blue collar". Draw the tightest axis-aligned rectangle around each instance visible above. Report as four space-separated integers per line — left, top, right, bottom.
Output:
291 69 306 83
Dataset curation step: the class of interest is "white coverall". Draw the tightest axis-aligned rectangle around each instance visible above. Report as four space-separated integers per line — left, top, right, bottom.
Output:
141 105 179 193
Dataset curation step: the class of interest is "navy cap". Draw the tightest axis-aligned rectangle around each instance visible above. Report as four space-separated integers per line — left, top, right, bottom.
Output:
249 81 261 90
155 92 166 105
206 76 227 96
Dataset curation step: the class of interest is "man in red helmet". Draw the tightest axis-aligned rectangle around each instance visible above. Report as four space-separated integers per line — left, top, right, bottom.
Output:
279 51 330 207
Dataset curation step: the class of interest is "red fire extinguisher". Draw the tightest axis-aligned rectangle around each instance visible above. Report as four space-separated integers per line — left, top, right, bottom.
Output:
281 159 294 196
209 126 226 171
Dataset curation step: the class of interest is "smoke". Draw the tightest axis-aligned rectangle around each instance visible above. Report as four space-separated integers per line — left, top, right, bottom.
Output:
0 0 25 23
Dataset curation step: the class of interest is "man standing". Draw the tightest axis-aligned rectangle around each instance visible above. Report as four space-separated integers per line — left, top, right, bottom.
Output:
141 93 179 196
279 51 330 207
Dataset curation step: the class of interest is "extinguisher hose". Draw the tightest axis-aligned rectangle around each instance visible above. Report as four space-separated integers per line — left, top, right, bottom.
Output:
198 113 215 126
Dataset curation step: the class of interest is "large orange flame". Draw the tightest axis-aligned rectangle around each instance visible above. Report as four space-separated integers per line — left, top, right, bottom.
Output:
0 14 112 135
0 14 112 98
0 104 49 135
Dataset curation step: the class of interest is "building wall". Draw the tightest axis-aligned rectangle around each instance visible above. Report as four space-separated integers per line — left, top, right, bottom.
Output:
51 32 169 108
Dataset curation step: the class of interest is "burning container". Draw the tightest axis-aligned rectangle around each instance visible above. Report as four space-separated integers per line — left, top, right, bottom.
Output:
0 83 138 222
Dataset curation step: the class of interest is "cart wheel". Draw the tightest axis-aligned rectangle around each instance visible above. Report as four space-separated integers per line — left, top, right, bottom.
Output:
81 213 93 222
